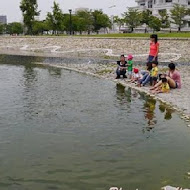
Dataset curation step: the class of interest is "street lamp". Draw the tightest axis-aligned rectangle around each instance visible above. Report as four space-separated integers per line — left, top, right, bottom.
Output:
109 5 116 32
69 9 72 35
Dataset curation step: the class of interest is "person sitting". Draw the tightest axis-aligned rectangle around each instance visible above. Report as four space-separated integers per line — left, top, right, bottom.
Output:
116 55 127 79
151 77 170 94
131 68 140 83
150 61 159 86
127 54 133 79
138 62 152 87
150 62 181 90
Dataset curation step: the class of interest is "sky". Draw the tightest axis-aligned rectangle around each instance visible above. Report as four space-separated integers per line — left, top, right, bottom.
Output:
0 0 136 23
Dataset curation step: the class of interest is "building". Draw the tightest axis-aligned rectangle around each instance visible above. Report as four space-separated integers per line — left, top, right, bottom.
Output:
135 0 190 29
75 8 89 13
0 15 7 24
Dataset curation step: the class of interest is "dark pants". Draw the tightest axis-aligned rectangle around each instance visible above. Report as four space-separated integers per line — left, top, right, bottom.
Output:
148 55 158 62
150 77 158 85
116 68 126 78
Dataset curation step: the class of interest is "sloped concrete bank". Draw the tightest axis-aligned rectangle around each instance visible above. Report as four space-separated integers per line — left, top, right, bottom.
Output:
0 36 190 62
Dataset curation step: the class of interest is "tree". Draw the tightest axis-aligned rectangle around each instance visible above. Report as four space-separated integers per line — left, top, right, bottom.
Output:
149 16 162 32
91 10 111 34
170 4 188 32
0 24 5 34
20 0 40 34
159 9 170 28
123 8 141 32
76 10 93 34
140 10 152 33
113 16 124 31
141 10 152 26
6 22 23 35
32 20 49 35
46 1 64 34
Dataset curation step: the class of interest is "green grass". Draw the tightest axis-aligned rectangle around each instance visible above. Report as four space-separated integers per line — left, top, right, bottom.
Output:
7 32 190 38
79 32 190 38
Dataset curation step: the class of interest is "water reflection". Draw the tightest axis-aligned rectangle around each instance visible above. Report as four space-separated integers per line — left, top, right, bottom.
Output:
116 84 157 128
116 84 158 129
144 97 157 128
159 103 174 120
115 83 175 131
23 65 37 87
22 65 39 119
115 83 132 103
48 67 62 78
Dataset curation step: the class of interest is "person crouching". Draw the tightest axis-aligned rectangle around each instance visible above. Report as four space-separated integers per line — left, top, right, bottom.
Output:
116 55 127 79
131 68 140 83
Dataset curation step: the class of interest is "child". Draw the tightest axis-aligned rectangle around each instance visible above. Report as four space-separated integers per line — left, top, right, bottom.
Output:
138 62 152 87
116 55 127 79
127 54 133 79
131 68 140 83
150 61 158 86
151 77 170 94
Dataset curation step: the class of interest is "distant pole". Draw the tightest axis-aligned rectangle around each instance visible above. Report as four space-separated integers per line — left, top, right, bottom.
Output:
69 9 72 35
109 5 116 33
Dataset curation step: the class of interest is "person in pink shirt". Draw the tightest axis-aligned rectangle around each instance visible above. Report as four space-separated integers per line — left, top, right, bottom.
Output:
167 62 181 89
148 34 159 62
150 62 181 90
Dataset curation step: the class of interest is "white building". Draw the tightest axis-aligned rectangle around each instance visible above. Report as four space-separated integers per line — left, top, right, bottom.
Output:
135 0 190 29
75 8 89 13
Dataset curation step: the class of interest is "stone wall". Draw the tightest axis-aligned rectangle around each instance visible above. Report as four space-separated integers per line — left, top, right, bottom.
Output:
0 37 190 62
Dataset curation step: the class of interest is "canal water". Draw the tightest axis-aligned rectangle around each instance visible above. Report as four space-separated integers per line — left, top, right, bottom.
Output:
0 56 190 190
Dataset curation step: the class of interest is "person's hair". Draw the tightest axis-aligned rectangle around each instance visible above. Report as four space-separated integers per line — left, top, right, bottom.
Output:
159 74 166 80
162 77 167 83
120 54 125 58
152 61 158 66
146 62 153 71
168 62 175 70
150 34 158 44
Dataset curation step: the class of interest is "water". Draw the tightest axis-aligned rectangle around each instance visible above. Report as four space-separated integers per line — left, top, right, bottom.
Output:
0 58 190 190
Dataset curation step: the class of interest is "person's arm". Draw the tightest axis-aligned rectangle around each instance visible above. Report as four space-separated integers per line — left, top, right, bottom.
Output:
121 63 127 70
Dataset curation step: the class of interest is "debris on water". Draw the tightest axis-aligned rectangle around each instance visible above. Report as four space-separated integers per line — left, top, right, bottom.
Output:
162 186 190 190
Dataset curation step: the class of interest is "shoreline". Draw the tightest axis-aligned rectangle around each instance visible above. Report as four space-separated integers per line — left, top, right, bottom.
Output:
33 61 190 127
0 36 189 125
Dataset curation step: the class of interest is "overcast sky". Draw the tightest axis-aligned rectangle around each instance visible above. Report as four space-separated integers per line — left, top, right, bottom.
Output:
0 0 136 23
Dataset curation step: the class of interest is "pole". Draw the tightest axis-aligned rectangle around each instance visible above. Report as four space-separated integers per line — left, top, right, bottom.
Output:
69 9 72 35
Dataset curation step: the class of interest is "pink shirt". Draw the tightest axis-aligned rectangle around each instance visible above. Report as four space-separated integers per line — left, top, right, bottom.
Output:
149 42 159 57
168 70 181 89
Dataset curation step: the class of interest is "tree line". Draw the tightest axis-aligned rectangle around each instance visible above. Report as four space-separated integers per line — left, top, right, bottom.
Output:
0 0 111 35
0 0 190 35
115 4 190 33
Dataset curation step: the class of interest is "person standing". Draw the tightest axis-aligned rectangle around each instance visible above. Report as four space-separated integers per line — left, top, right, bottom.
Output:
127 54 133 79
148 34 159 62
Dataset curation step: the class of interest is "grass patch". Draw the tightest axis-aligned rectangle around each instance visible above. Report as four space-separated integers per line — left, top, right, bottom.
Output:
96 68 113 75
79 33 190 38
11 32 190 38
